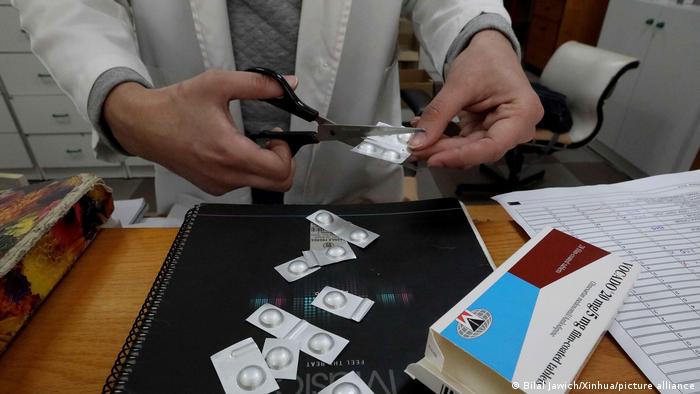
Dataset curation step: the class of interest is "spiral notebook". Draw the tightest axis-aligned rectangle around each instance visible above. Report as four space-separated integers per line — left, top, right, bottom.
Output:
102 199 495 393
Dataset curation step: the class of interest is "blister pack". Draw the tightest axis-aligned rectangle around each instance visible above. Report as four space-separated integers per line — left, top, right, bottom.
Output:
246 304 349 364
306 210 379 248
308 223 357 266
303 246 356 267
351 122 414 164
311 286 375 322
274 256 321 282
318 371 374 394
246 304 305 338
210 338 279 394
261 338 299 380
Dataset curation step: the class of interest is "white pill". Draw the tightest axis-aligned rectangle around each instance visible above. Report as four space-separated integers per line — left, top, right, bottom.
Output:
315 212 333 225
333 382 361 394
396 133 412 144
323 291 347 309
236 365 266 391
265 347 293 370
326 245 346 258
349 229 368 242
358 142 377 153
287 260 309 275
383 150 400 161
308 333 334 355
259 308 284 328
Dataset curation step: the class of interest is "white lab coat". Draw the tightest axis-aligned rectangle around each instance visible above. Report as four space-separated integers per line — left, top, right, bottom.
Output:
12 0 511 212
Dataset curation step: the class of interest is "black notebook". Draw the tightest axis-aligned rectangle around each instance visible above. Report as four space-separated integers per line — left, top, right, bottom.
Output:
103 199 494 393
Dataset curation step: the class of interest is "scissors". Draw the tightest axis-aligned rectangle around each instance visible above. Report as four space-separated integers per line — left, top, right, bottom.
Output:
244 67 424 155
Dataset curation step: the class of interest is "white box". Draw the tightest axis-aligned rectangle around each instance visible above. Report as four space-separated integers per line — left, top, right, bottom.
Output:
406 228 639 394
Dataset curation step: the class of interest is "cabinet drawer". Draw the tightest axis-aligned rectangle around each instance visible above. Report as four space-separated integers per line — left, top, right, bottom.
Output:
0 54 62 95
28 134 120 168
12 95 91 134
0 7 31 52
0 98 17 133
533 0 565 22
0 133 32 168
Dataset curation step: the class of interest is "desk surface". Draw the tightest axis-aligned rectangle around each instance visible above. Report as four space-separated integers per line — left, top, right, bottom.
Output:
0 205 650 393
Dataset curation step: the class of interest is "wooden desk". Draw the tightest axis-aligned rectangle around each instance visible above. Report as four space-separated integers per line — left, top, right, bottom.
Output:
0 205 650 393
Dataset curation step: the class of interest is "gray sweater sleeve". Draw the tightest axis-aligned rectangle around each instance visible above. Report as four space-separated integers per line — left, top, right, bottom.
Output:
87 67 152 159
443 13 521 78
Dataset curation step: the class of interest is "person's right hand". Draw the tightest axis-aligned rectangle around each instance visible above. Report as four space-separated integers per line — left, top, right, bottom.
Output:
103 70 296 196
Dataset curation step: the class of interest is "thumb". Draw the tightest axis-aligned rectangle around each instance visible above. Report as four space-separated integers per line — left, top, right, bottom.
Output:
219 71 298 101
410 86 463 150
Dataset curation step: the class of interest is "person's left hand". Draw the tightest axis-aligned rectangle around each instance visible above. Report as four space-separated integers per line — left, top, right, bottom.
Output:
409 30 544 168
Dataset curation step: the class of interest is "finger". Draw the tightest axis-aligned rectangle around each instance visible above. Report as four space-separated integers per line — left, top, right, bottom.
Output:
410 86 465 149
411 130 487 160
229 135 293 181
427 118 528 168
216 70 298 101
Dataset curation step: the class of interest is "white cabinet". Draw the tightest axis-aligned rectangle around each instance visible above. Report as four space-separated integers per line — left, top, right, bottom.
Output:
0 134 32 168
0 98 16 133
0 7 31 52
12 96 91 134
0 54 62 96
28 134 120 168
0 5 150 178
596 0 700 176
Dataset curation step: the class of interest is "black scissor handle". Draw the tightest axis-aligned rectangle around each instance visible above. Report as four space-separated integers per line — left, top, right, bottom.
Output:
245 67 319 123
246 130 319 156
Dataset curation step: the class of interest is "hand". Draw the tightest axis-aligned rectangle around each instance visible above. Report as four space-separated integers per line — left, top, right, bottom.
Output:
104 70 296 195
409 30 543 168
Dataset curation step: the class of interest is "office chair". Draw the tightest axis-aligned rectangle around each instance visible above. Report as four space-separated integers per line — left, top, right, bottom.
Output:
455 41 639 194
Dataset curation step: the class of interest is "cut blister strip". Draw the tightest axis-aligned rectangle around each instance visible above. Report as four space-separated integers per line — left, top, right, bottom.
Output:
351 140 411 164
318 371 374 394
262 338 299 380
306 210 379 248
351 122 414 164
294 322 349 365
303 246 356 267
274 256 321 282
210 337 279 394
246 304 305 338
312 286 375 322
246 304 349 364
309 223 356 265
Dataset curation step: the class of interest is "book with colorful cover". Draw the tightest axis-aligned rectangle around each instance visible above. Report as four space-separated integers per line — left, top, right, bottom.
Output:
0 174 113 354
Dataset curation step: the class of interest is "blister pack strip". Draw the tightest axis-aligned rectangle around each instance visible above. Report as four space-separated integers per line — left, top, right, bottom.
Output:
351 122 414 164
303 245 356 267
306 210 379 248
318 371 375 394
246 304 349 364
261 338 299 380
312 286 375 322
274 256 321 282
210 337 279 394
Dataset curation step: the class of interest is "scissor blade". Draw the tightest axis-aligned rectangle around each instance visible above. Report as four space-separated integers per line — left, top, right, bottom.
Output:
317 124 424 146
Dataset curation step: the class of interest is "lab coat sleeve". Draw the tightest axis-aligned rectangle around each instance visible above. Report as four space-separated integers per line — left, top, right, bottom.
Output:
402 0 514 80
12 0 153 162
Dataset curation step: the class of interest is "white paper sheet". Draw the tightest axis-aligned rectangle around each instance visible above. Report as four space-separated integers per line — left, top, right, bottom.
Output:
493 170 700 394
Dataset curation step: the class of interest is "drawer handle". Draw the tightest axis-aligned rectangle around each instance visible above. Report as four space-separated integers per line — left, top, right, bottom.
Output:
645 18 655 25
655 21 665 29
37 73 52 79
66 148 82 154
52 113 69 119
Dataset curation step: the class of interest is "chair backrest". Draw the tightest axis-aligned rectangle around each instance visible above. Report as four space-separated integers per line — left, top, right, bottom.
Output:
540 41 639 148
